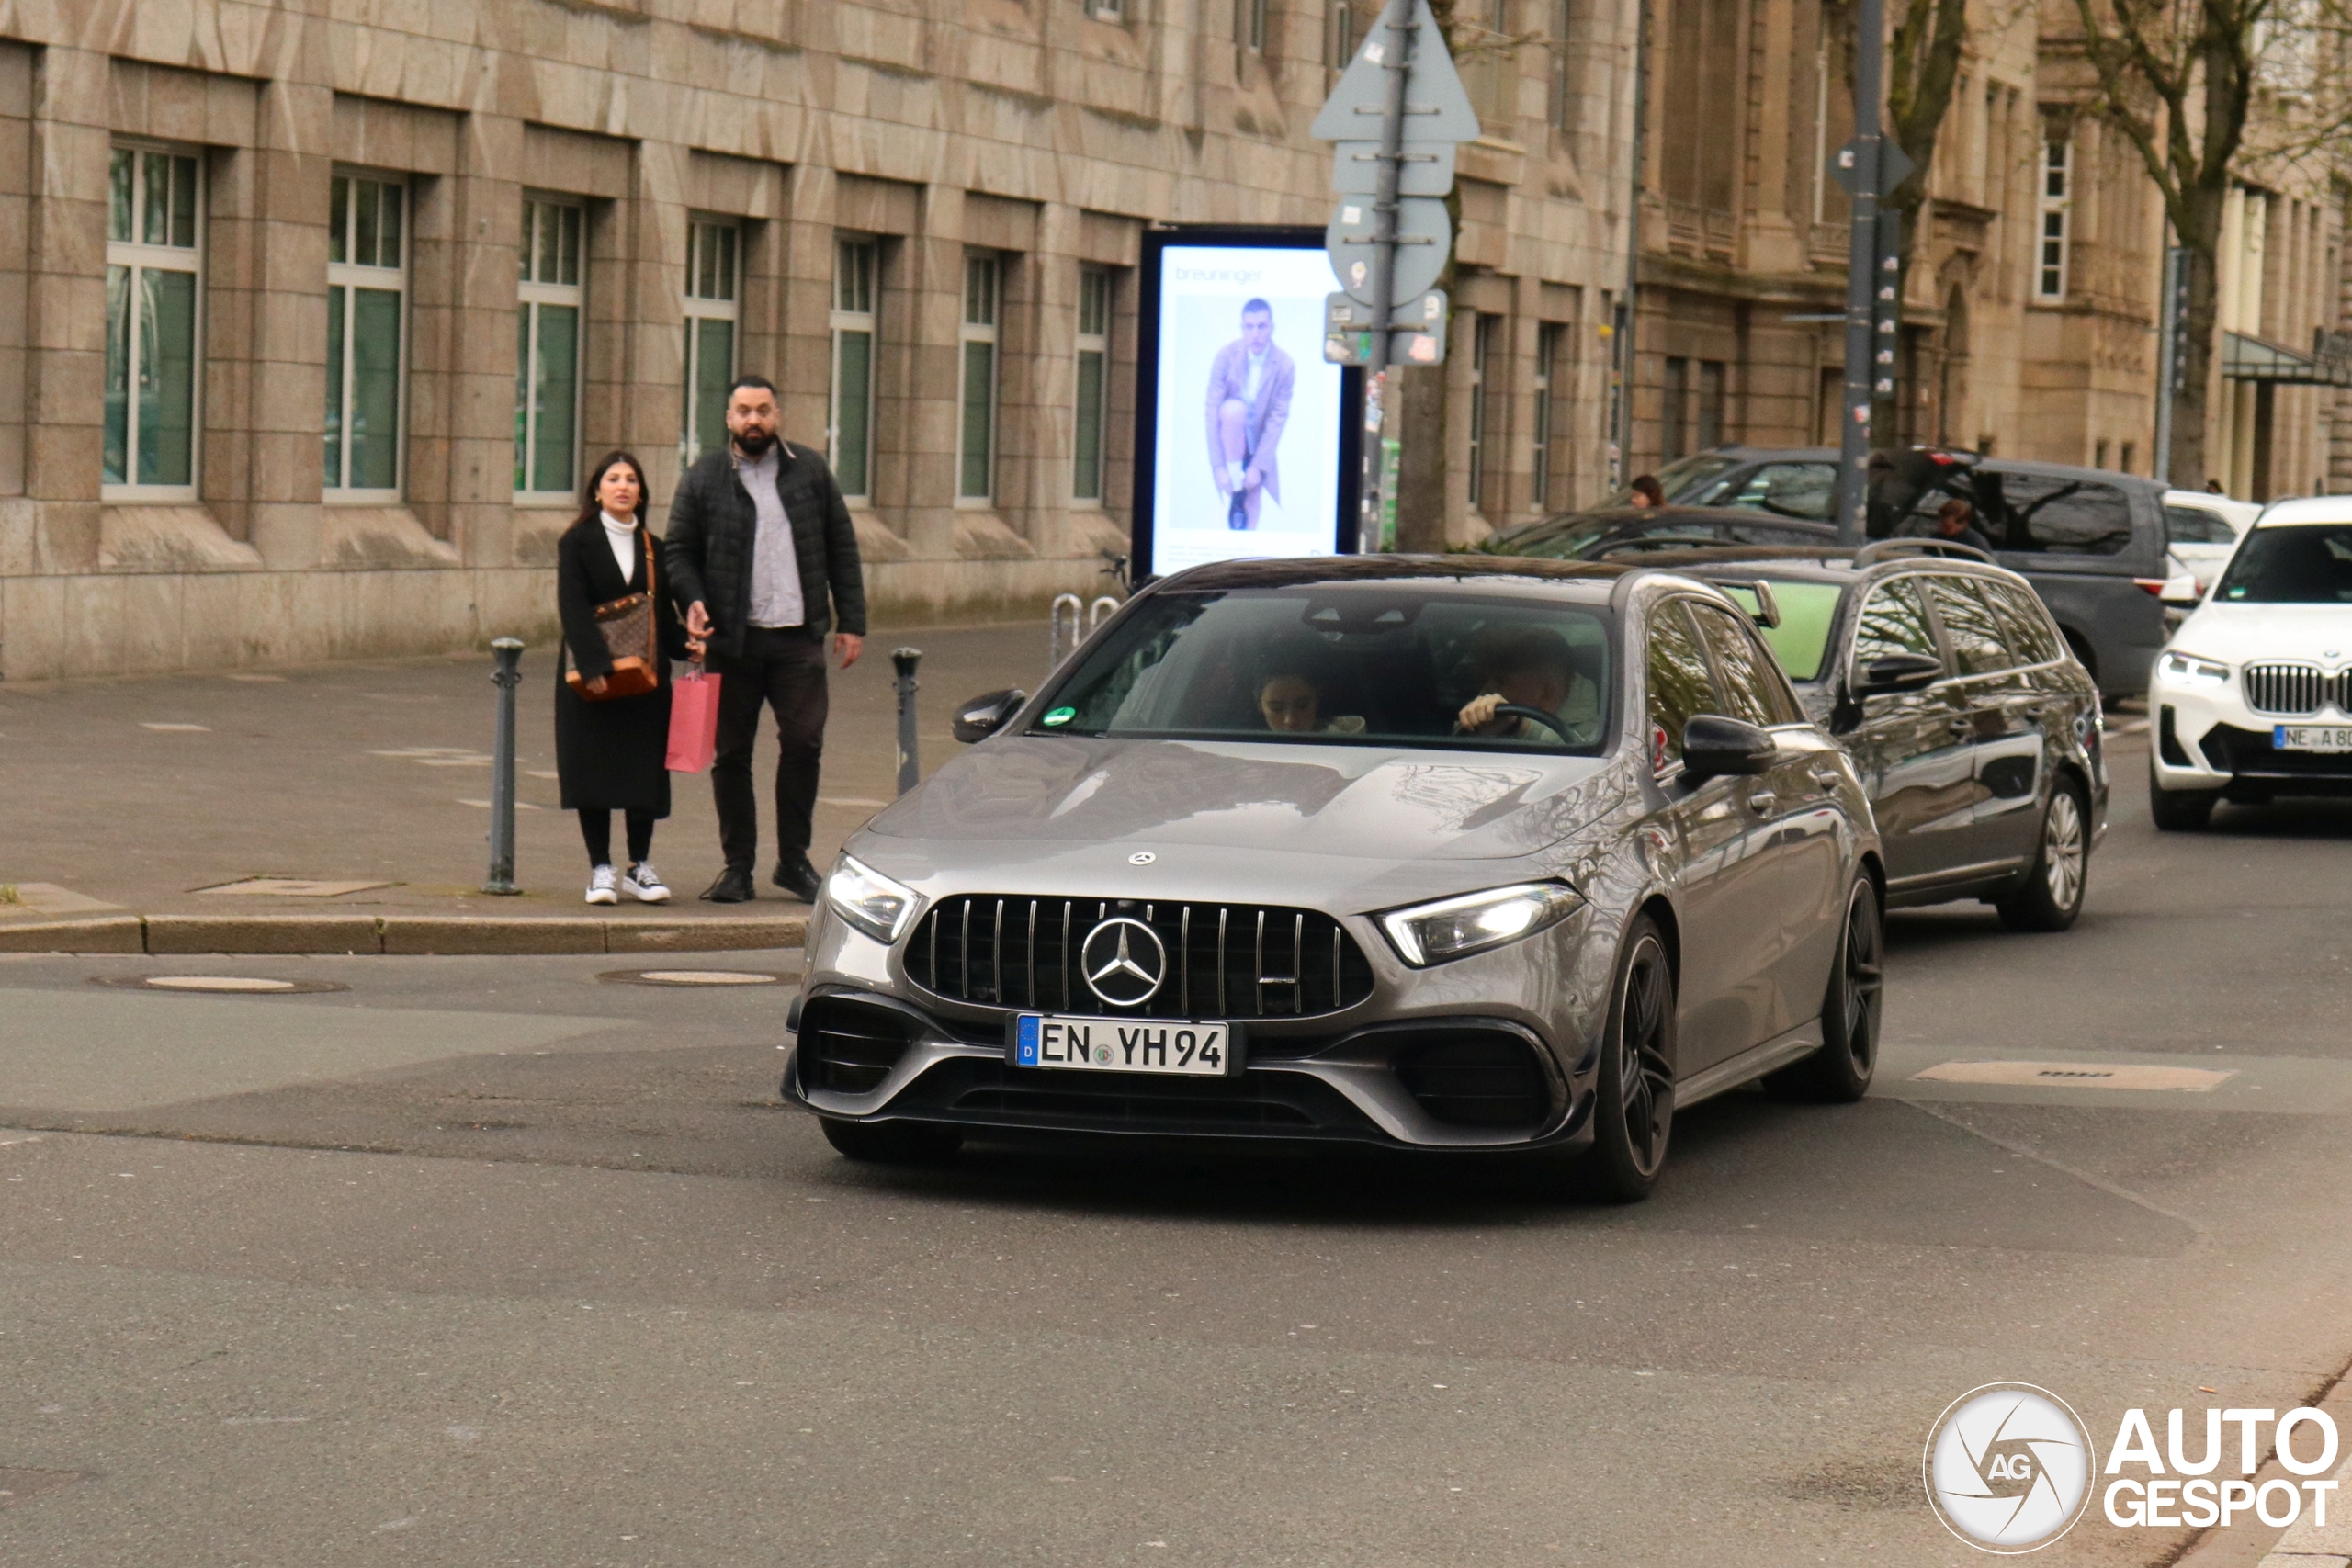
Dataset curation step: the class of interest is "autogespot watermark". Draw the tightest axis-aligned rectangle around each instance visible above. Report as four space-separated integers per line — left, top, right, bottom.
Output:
1924 1385 2342 1553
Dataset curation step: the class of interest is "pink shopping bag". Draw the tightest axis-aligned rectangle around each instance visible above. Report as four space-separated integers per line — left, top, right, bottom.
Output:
666 667 721 773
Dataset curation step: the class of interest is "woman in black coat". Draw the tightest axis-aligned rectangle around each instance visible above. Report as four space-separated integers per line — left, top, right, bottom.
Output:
556 450 701 904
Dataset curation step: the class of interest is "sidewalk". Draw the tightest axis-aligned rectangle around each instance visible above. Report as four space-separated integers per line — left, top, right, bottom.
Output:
0 621 1054 955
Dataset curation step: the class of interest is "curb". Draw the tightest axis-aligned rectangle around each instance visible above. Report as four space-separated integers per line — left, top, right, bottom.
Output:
0 912 808 957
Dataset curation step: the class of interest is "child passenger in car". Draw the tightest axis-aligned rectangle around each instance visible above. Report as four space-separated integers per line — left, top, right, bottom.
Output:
1256 671 1366 735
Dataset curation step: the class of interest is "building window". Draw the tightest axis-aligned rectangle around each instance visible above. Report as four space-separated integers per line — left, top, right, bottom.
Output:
1085 0 1125 18
2037 138 2071 301
1240 0 1268 53
1662 355 1689 460
1074 266 1113 503
831 237 878 502
958 251 1001 502
1467 314 1500 513
104 144 202 497
324 173 405 497
1697 359 1726 451
1466 0 1515 132
515 197 584 497
1548 0 1574 134
1532 321 1565 510
681 219 740 469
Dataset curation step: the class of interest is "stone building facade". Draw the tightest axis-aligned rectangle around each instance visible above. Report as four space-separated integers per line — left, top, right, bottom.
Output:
0 0 1642 680
1621 0 2350 502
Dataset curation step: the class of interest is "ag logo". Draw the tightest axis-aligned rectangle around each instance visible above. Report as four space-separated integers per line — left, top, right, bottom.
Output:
1924 1383 2097 1552
1079 918 1166 1008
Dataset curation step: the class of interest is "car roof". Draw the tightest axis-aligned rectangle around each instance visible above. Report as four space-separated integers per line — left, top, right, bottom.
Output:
1159 554 1629 601
2163 489 2260 521
2247 495 2352 527
1624 543 2030 589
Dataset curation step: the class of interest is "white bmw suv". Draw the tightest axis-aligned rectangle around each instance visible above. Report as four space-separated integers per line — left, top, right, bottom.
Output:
2149 497 2352 829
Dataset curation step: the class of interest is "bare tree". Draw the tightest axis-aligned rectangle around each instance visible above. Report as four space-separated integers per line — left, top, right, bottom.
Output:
1874 0 1973 445
2066 0 2352 484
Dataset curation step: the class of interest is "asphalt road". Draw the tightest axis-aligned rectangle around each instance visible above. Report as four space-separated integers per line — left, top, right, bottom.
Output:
3 732 2349 1566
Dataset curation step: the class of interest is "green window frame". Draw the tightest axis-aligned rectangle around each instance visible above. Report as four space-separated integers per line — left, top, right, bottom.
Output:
515 197 584 499
104 144 203 497
831 237 878 502
958 251 1001 502
1073 266 1112 503
324 173 407 496
681 218 740 469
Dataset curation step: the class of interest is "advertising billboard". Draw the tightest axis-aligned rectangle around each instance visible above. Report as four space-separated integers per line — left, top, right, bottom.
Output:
1132 227 1363 581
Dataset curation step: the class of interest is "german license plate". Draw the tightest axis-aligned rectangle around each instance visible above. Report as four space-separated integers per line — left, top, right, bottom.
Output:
1010 1014 1233 1077
2275 724 2352 752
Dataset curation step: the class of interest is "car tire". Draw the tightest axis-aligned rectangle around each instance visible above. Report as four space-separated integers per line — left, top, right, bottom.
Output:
1764 875 1883 1104
819 1117 963 1164
2148 759 2221 831
1576 917 1676 1204
1995 778 2090 932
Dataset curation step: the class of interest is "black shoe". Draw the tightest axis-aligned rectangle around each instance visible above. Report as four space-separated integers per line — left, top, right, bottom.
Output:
771 853 823 903
700 864 756 903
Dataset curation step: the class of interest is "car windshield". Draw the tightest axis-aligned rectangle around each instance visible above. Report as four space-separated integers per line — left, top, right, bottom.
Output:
2215 524 2352 604
1715 581 1845 681
1599 453 1741 507
1034 586 1614 754
1486 514 1621 559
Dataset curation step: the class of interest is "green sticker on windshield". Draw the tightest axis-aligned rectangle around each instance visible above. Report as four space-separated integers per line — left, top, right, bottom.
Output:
1042 706 1076 727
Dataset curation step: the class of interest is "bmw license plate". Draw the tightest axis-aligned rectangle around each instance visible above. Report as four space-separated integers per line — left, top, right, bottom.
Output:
1011 1013 1234 1077
2275 724 2352 752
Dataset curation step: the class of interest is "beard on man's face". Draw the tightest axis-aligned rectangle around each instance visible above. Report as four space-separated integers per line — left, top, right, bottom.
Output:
731 424 777 457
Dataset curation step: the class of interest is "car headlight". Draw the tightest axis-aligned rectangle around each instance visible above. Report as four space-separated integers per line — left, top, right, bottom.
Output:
2156 650 2231 688
824 855 921 943
1376 882 1584 967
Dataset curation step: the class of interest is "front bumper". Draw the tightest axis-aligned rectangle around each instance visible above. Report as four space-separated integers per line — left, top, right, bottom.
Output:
2150 679 2352 796
782 902 1618 1152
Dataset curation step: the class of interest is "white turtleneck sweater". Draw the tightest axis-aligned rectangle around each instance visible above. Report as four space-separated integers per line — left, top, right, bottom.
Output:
600 511 638 585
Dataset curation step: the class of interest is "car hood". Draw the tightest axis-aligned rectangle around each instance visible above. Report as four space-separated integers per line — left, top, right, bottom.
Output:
2172 602 2352 665
863 736 1619 865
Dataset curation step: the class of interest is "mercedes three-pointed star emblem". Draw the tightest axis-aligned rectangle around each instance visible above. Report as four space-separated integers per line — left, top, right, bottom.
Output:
1079 917 1167 1008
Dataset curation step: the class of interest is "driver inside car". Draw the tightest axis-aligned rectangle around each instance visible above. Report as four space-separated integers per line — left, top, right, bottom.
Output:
1455 626 1600 743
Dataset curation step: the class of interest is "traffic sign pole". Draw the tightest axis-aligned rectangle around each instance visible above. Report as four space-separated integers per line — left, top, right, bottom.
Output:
1833 0 1887 546
1358 0 1413 554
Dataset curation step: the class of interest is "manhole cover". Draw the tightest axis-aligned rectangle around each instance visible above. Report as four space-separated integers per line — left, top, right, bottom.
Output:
1909 1060 2236 1092
600 969 786 987
194 878 391 897
93 975 348 996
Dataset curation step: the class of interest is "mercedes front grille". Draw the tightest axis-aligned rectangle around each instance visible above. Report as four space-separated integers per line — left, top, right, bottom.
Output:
906 896 1377 1020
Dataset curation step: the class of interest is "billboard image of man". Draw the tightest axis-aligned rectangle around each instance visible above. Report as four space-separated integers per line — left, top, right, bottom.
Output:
1204 298 1295 530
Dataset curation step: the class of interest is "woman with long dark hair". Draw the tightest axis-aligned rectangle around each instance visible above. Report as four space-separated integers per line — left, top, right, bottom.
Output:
555 451 702 904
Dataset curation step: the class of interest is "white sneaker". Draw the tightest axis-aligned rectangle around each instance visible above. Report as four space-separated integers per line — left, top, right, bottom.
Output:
585 864 619 905
622 863 671 903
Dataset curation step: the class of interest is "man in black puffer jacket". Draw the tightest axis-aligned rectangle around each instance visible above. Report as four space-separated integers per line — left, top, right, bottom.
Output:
666 376 866 904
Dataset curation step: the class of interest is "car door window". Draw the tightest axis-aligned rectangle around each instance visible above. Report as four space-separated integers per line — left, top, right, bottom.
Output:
2165 505 2238 546
1645 601 1716 771
1979 471 2136 555
1718 462 1838 520
1849 576 1940 677
1926 578 2013 676
1979 579 2064 666
1690 603 1804 727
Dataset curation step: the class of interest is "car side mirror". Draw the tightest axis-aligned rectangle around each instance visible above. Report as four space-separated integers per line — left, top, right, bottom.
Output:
1679 715 1779 783
1856 652 1943 694
2157 572 2204 606
951 687 1028 744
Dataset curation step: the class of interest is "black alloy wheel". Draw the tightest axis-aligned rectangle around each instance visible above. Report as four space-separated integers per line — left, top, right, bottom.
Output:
1578 918 1676 1203
1996 778 2090 931
2147 756 2221 831
820 1117 964 1164
1766 875 1883 1103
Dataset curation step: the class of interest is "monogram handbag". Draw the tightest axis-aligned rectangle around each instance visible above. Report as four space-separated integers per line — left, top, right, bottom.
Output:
563 537 662 701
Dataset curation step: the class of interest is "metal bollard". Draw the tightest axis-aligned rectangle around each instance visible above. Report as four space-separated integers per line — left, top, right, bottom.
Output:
892 647 922 796
1089 594 1120 634
1048 592 1082 671
482 637 525 895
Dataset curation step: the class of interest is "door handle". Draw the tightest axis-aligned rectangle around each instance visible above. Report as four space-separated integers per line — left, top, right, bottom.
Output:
1747 789 1778 815
1949 716 1974 734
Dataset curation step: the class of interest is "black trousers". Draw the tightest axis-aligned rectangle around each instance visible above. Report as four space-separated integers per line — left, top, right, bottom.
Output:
578 809 657 869
710 626 829 870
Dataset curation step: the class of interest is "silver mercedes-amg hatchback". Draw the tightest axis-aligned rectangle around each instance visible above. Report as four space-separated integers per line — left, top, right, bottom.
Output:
786 557 1885 1200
